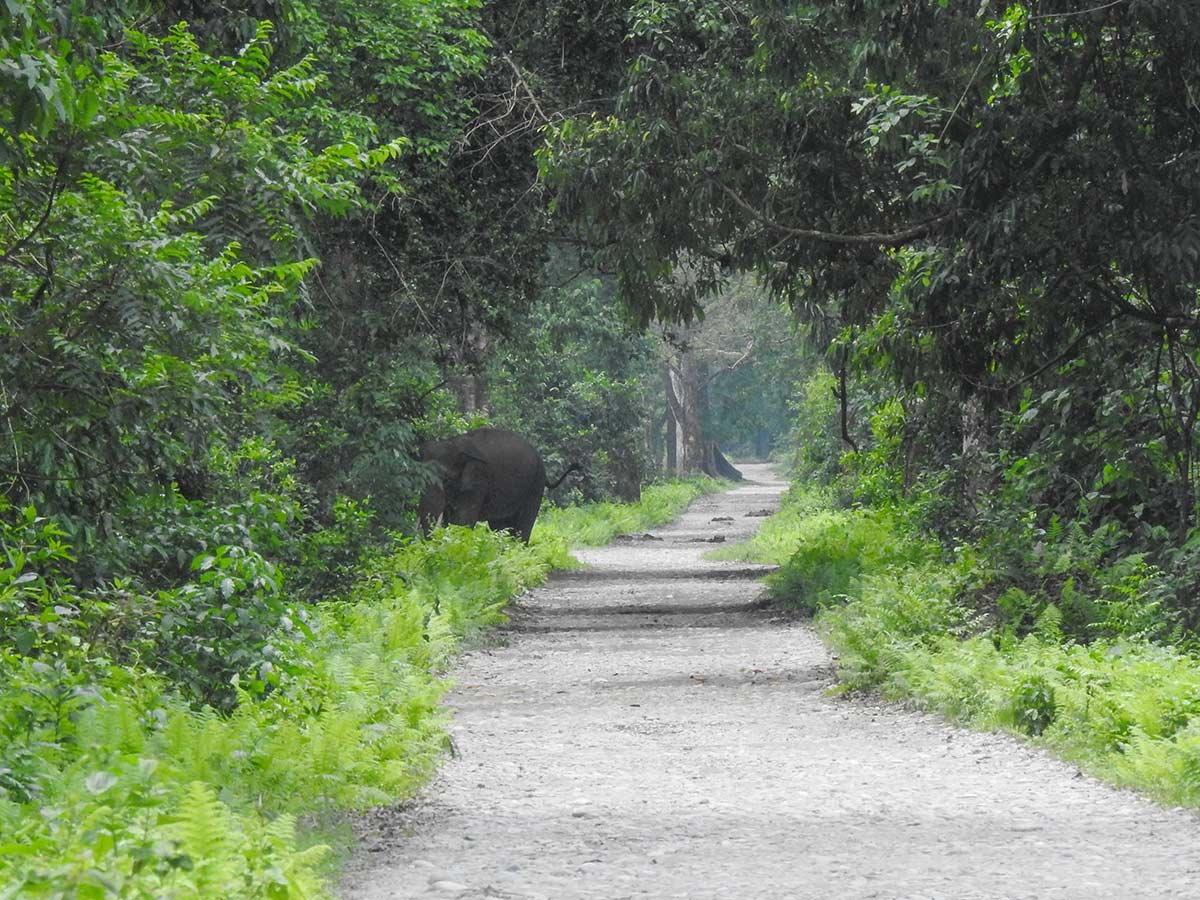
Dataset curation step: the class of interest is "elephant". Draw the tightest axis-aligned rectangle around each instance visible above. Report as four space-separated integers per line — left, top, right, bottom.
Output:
416 427 579 544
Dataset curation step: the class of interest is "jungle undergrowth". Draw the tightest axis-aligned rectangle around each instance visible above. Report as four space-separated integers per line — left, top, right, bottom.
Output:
0 477 723 897
722 483 1200 810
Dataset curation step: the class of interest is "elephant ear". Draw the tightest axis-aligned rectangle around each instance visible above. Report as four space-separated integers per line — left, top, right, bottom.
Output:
454 449 489 494
437 446 482 490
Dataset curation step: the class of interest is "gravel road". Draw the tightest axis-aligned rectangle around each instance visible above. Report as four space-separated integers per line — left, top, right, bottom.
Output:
343 464 1200 899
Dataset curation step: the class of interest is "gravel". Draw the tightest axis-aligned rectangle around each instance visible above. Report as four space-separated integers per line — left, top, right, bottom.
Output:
342 464 1200 899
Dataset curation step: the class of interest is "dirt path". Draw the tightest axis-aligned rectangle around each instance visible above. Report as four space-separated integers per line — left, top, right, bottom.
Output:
343 465 1200 899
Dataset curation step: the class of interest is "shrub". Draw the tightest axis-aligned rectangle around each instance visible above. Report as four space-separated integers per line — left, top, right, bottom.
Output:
153 545 299 709
971 517 1181 644
820 563 968 690
1012 674 1058 736
766 507 937 614
292 496 381 599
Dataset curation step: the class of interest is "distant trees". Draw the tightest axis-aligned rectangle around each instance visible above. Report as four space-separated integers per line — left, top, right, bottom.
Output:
659 278 800 474
542 3 1200 549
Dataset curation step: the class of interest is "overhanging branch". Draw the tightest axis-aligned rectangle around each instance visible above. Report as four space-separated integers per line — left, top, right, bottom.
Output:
711 179 949 247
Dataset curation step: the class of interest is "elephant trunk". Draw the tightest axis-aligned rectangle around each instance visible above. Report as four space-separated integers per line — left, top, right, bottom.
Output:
417 482 445 536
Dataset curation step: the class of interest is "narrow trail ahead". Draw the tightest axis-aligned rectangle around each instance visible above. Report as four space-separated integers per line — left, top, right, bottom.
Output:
344 466 1200 899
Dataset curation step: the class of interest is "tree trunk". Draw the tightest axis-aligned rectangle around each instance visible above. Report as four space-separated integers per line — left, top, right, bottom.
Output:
755 428 770 460
960 393 989 510
445 319 490 415
703 441 743 481
665 353 705 474
647 414 664 479
663 364 678 474
448 373 488 414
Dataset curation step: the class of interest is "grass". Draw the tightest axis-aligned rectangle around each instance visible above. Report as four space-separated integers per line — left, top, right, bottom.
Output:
726 483 1200 810
0 477 724 897
707 483 836 565
531 477 724 567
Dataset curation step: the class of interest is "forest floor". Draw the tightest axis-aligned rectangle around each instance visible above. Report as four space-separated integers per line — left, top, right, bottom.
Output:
342 464 1200 899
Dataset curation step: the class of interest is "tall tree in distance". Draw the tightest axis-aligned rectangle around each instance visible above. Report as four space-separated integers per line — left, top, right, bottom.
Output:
659 276 800 475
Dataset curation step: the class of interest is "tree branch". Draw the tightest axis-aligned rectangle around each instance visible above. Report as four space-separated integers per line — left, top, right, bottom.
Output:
0 155 67 268
711 179 949 247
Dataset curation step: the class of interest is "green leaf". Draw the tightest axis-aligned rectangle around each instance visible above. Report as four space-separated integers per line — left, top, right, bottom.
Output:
85 771 118 795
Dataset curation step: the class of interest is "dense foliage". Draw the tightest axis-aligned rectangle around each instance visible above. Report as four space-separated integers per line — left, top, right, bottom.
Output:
0 515 540 894
7 0 1200 891
541 0 1200 625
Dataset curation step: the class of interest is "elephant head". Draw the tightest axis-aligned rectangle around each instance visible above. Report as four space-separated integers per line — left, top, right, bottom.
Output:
416 440 489 533
415 428 548 543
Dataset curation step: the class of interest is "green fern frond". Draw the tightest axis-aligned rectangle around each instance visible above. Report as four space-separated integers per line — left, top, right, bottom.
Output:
167 781 241 891
1034 604 1065 643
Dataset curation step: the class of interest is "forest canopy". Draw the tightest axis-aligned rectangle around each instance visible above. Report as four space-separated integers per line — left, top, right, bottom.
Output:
4 0 1200 894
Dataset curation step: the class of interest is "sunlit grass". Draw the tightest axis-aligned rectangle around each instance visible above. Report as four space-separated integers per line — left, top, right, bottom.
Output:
532 477 725 565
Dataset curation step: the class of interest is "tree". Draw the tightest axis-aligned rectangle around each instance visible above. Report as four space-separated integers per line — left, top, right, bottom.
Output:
658 276 799 474
490 261 657 501
542 1 1200 532
0 9 400 561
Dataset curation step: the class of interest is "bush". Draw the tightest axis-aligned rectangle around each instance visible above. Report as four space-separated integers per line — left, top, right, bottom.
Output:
153 545 300 709
820 562 969 690
766 506 937 614
0 520 550 896
291 496 381 599
787 370 841 481
969 513 1181 644
1012 674 1058 736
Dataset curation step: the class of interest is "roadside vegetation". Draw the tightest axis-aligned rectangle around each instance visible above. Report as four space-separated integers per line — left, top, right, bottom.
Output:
0 478 720 895
723 371 1200 810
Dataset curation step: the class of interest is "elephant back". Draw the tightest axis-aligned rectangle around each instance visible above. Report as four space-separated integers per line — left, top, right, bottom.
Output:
465 428 545 513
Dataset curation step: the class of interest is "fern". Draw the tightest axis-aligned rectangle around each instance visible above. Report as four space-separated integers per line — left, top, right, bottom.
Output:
263 814 331 899
1033 604 1065 644
168 782 242 894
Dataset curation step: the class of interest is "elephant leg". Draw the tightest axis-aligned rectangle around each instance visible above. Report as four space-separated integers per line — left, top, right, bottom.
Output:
446 458 488 527
514 491 544 544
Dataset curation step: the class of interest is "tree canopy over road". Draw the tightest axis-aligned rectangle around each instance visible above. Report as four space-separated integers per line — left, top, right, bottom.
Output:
4 1 1200 894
